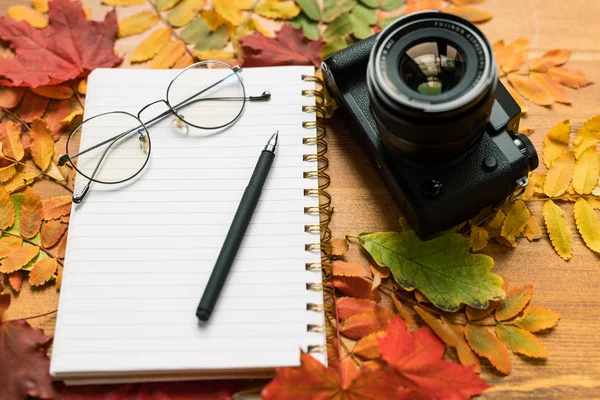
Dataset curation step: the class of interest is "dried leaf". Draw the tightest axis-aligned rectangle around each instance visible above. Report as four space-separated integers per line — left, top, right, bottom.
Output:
0 87 25 108
31 85 73 100
130 28 172 63
16 91 49 122
413 306 459 347
445 6 492 23
391 295 415 326
41 195 71 220
3 171 41 193
8 271 23 292
442 320 481 373
44 99 71 140
502 38 529 74
529 173 546 194
150 40 187 69
322 0 357 23
20 187 43 239
500 200 530 246
0 165 17 183
530 71 571 104
543 200 573 260
213 0 250 26
56 266 63 290
340 309 395 340
523 216 542 241
332 276 381 301
544 151 575 197
57 232 67 258
193 49 234 61
495 285 533 321
572 147 600 194
60 109 83 126
465 324 511 374
1 121 25 161
0 237 22 258
7 5 48 28
45 159 67 183
574 198 600 254
529 49 571 72
0 245 40 273
332 260 367 277
353 331 385 359
487 209 505 234
41 220 67 248
573 115 600 159
450 0 485 4
336 296 382 320
507 74 553 106
167 0 206 27
29 257 57 286
30 118 54 171
587 197 600 210
405 0 442 13
466 303 496 321
512 305 560 332
496 323 547 358
118 11 159 37
470 225 489 252
172 53 195 69
369 264 389 291
255 1 300 20
493 40 510 76
543 119 571 168
548 66 593 89
359 231 504 312
331 237 349 256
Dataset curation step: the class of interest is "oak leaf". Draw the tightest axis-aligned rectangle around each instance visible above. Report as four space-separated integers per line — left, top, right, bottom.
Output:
501 200 530 246
1 121 25 161
379 317 489 399
118 10 159 37
574 198 600 254
529 49 571 72
512 305 560 332
543 200 573 260
496 323 548 358
20 187 43 239
330 237 349 256
31 85 74 100
507 74 552 106
523 216 542 241
547 66 593 89
572 147 600 194
240 24 322 68
336 297 382 320
0 236 22 258
544 151 575 197
29 257 57 286
41 195 71 220
495 285 533 321
464 324 511 374
0 87 25 108
572 115 600 159
41 220 67 248
0 0 121 88
530 71 571 104
30 118 54 171
543 119 570 168
353 331 386 359
339 309 395 340
7 5 48 28
0 187 16 230
0 245 39 273
130 28 172 63
445 6 492 23
150 41 187 69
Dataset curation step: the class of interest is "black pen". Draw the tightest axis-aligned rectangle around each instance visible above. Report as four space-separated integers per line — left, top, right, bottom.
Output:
196 131 279 321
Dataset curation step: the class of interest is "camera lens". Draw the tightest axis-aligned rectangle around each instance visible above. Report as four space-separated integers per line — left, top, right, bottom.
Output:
367 12 497 164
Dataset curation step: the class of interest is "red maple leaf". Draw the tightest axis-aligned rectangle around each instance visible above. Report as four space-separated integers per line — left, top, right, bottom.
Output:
0 0 121 88
239 24 322 68
378 317 490 400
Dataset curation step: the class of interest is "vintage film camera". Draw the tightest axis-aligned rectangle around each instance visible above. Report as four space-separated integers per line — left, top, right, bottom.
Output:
322 11 538 238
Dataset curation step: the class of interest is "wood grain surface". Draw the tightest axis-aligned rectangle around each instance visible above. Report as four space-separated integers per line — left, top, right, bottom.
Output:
1 0 600 398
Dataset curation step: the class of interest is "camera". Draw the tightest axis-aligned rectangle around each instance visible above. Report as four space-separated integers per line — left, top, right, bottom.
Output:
322 11 539 239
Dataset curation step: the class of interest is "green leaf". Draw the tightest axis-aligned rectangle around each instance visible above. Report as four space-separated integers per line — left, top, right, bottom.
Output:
321 37 352 58
182 18 230 50
323 13 353 43
291 12 321 40
350 13 371 39
322 0 357 23
358 0 377 8
155 0 181 11
381 0 405 11
352 3 377 25
295 0 320 21
358 230 505 312
496 323 548 358
6 194 23 236
380 16 397 29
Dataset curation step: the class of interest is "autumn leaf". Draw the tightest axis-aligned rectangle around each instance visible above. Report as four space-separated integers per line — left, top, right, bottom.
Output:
102 0 145 5
544 151 575 197
379 317 489 399
339 309 395 339
41 219 67 248
7 5 48 28
262 352 397 400
1 121 25 161
0 0 121 88
543 119 571 168
370 264 389 291
464 324 511 374
31 0 48 13
0 236 22 258
44 99 71 139
501 200 530 246
150 41 187 69
496 323 548 358
530 72 571 104
0 245 39 273
573 115 600 159
507 74 552 106
331 237 349 256
466 303 496 321
523 216 542 241
512 305 560 332
31 85 74 100
504 81 528 114
130 28 172 63
19 187 43 239
547 66 593 89
172 53 195 69
322 0 357 23
359 230 505 312
322 14 353 43
333 276 381 301
4 170 42 194
543 200 573 260
0 165 17 183
336 296 382 319
495 285 533 322
332 260 367 277
255 1 301 20
572 147 600 194
183 20 230 51
353 331 386 359
445 6 492 23
213 0 251 26
41 195 71 220
29 257 58 286
167 0 206 28
405 0 442 14
240 24 322 68
529 49 571 72
16 91 48 122
57 232 67 258
0 187 16 230
0 87 25 108
30 118 55 171
574 198 600 254
8 271 23 292
295 0 320 21
502 38 529 74
118 11 159 38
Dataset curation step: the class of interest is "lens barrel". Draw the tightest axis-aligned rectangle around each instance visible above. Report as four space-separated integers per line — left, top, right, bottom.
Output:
367 11 497 165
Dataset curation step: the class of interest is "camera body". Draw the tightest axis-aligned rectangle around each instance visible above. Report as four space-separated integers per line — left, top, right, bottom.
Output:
322 16 538 239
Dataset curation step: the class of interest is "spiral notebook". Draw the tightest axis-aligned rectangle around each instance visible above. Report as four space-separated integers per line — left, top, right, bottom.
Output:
50 66 330 384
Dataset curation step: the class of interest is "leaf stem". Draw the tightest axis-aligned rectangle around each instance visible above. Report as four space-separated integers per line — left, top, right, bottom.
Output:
3 231 64 267
69 82 85 110
2 309 57 324
0 154 74 193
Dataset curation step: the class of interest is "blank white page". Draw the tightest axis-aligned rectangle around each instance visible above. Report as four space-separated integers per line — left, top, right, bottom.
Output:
50 66 326 381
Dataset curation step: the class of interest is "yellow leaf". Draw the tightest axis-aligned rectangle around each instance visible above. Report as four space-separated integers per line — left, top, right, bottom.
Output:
445 6 492 23
213 0 245 26
529 49 571 73
353 331 385 359
150 40 187 69
530 72 571 104
131 28 172 63
118 11 159 38
201 9 226 30
507 74 552 106
496 323 548 358
414 306 459 347
470 225 488 252
84 7 91 20
29 257 58 286
587 197 600 210
0 237 22 258
172 53 195 69
486 209 505 238
255 1 301 20
60 109 84 126
193 49 235 60
167 0 206 27
543 119 570 168
156 0 181 12
0 245 39 273
573 115 600 159
31 85 74 100
548 66 593 89
521 175 535 201
495 285 532 321
465 324 511 374
544 151 575 197
102 0 145 5
502 38 529 74
56 266 63 290
31 0 48 14
523 215 542 241
500 200 530 246
42 196 72 220
330 237 349 256
493 40 510 76
20 187 43 239
0 187 15 230
3 171 41 194
7 5 48 28
442 318 481 373
530 173 546 194
512 305 560 332
77 79 87 95
574 198 600 254
1 121 25 161
543 200 573 260
0 164 17 183
572 147 600 195
30 118 54 171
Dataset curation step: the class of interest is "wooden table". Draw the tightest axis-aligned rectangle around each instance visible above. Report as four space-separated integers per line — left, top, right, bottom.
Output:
2 0 600 398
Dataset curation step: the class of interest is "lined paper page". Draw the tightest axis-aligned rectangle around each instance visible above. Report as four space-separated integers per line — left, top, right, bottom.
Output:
50 66 326 379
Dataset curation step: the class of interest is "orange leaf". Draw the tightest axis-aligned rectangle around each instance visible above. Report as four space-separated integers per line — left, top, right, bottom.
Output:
353 331 386 359
16 91 49 123
1 121 25 161
504 81 528 114
466 303 496 321
41 220 68 248
336 297 382 320
544 151 576 197
332 260 367 277
339 310 395 340
332 276 381 301
543 119 571 168
0 87 25 108
507 74 552 106
496 323 548 358
57 233 68 258
493 40 510 77
41 196 71 220
413 306 459 347
369 264 388 291
0 237 22 258
502 38 529 74
443 319 481 373
150 40 187 69
0 245 40 273
20 187 43 239
414 290 430 304
406 0 442 13
0 187 16 230
8 271 23 292
450 0 484 5
55 266 63 290
391 294 416 327
548 66 593 89
30 118 55 171
530 72 571 104
495 285 533 321
28 257 57 286
330 237 349 256
445 6 492 23
529 49 571 72
512 305 560 332
31 85 74 100
172 53 195 69
465 324 511 374
44 99 71 140
523 215 542 241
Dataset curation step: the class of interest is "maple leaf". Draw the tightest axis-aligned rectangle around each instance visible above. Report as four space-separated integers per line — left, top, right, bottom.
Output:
240 24 322 68
0 0 121 88
378 317 489 399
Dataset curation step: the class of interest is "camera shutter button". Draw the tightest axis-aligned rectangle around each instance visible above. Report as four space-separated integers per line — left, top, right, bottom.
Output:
483 156 497 171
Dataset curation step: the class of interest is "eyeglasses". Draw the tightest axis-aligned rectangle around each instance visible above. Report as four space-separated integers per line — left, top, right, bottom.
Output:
58 60 271 203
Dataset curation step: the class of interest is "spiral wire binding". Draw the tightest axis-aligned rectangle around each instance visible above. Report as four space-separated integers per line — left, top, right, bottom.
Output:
300 74 333 352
